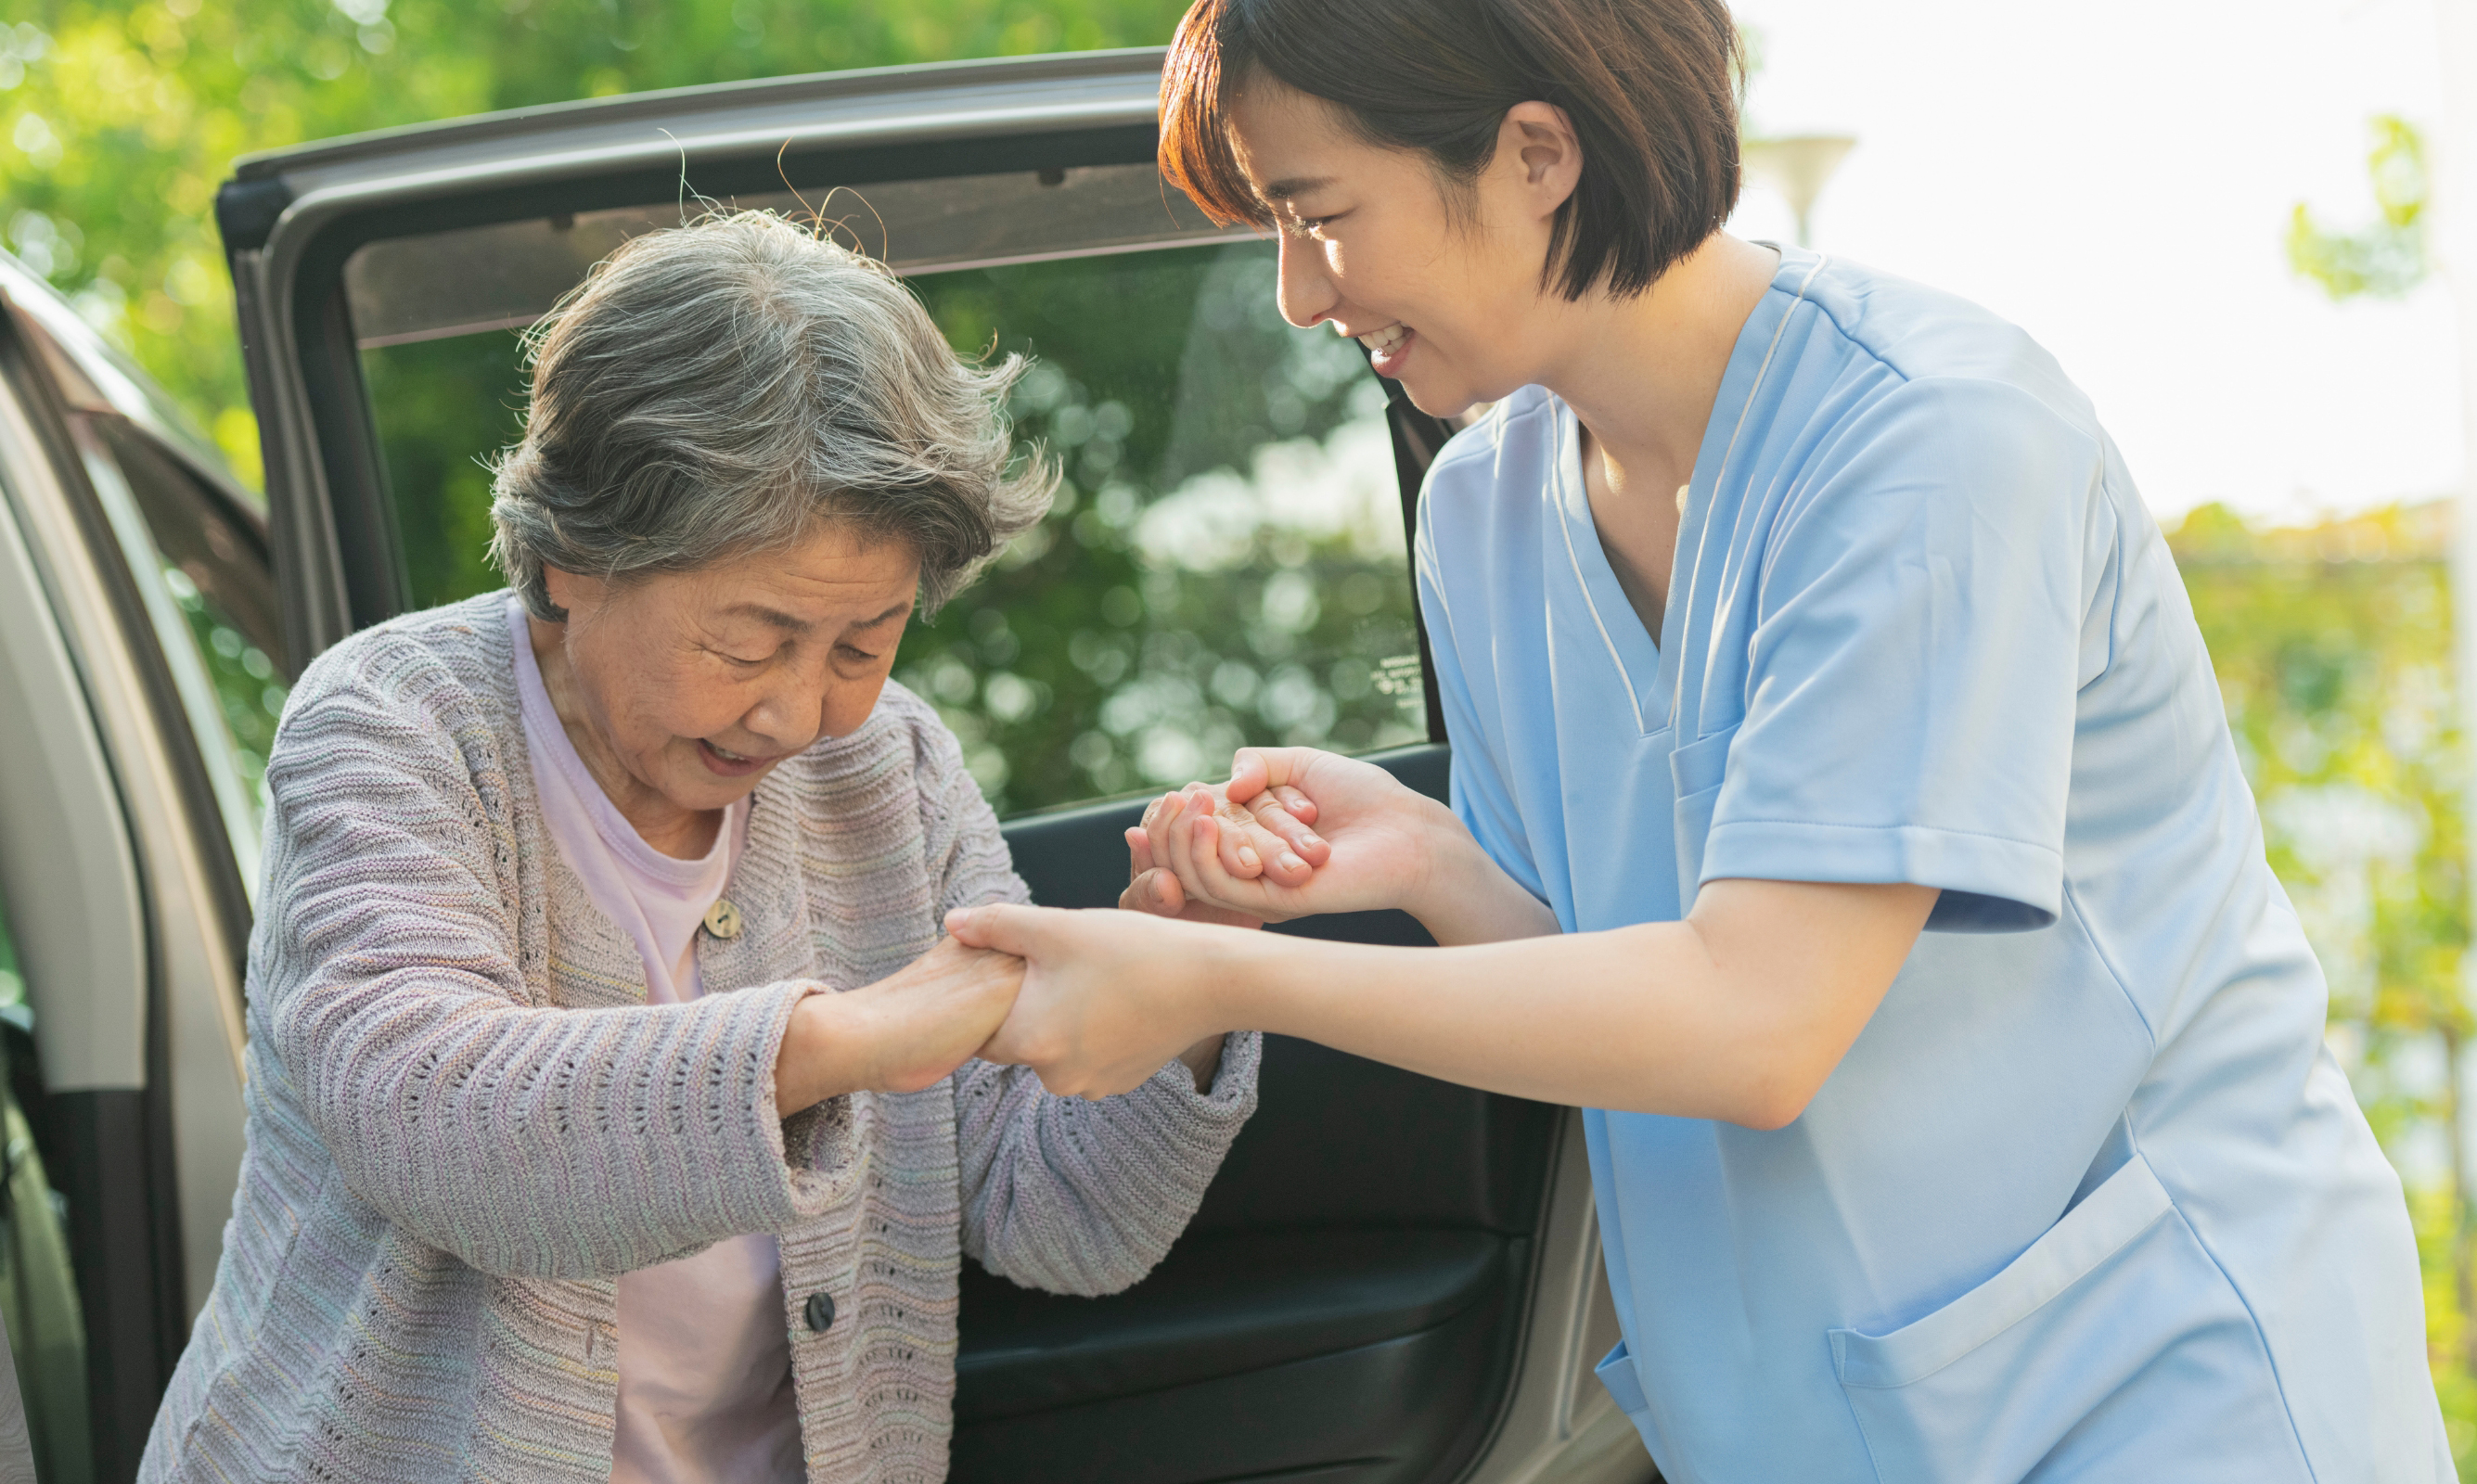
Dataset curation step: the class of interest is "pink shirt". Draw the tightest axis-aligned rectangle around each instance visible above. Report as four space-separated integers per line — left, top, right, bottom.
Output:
508 601 802 1484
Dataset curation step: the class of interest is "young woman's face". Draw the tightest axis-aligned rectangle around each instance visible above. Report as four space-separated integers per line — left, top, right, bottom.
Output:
1225 83 1581 417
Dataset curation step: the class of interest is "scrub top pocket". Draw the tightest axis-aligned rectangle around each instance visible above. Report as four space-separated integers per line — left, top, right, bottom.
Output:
1828 1155 2308 1484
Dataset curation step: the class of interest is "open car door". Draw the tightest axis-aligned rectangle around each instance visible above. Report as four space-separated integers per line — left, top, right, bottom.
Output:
217 49 1648 1484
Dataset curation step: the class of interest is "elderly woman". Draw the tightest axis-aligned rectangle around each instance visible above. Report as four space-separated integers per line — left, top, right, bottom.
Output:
138 212 1259 1484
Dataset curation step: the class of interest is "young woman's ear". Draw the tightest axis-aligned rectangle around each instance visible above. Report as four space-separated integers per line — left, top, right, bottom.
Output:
1497 100 1584 222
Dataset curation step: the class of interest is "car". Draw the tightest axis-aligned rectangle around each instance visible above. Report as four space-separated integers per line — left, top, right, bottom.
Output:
0 239 268 1482
0 45 1652 1484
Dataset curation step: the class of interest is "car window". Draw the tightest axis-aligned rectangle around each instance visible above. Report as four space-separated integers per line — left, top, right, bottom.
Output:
899 242 1424 812
359 228 1426 816
72 416 289 901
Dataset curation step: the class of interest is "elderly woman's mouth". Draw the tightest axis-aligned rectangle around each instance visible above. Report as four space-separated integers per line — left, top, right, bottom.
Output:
698 738 777 776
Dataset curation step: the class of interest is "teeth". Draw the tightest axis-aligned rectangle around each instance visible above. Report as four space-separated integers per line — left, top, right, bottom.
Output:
712 743 750 762
1356 324 1409 356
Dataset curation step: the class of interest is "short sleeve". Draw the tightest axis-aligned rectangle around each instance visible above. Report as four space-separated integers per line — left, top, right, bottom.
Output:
1700 377 2102 932
1417 496 1551 914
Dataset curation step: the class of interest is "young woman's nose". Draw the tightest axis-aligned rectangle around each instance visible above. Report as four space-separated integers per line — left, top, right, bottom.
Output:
1275 231 1340 331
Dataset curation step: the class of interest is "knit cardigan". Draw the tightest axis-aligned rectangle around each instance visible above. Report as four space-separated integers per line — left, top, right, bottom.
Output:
138 593 1261 1483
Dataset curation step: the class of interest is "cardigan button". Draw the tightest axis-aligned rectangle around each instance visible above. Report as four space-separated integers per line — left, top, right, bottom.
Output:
701 897 742 940
803 1291 835 1333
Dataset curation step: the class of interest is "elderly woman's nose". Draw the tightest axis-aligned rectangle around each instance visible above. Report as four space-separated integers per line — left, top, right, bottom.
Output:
737 668 836 749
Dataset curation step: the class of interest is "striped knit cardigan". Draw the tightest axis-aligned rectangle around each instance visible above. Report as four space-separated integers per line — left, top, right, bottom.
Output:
139 593 1261 1483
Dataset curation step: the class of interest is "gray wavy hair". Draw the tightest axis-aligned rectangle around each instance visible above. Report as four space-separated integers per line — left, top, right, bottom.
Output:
488 211 1054 621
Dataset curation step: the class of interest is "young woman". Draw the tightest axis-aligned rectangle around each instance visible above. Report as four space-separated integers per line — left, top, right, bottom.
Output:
943 0 2449 1479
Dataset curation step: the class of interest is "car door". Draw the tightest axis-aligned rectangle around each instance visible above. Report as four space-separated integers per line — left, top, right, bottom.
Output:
0 255 271 1480
217 48 1648 1484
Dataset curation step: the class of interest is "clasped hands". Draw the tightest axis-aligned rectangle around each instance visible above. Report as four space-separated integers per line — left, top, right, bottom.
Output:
774 748 1460 1117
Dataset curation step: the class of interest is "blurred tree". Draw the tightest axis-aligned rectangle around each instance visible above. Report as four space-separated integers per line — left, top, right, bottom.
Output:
2265 105 2470 1465
2175 501 2477 1464
0 0 1194 486
2289 115 2429 301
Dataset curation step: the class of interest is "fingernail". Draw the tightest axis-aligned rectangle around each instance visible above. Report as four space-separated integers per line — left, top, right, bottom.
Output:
1238 846 1260 869
1280 851 1305 871
1300 832 1322 848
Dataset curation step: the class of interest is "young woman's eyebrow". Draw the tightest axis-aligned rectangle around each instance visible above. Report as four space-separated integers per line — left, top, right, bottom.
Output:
1261 175 1338 202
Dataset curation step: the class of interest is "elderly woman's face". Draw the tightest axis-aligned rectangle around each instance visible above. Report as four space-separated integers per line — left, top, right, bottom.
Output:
541 524 919 819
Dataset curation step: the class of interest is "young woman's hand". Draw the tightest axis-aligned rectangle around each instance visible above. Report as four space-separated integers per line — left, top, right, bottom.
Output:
772 935 1025 1114
1115 818 1254 1090
949 904 1231 1099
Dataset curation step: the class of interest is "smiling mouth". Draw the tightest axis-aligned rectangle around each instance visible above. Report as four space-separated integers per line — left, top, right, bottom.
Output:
698 737 779 774
1355 323 1410 356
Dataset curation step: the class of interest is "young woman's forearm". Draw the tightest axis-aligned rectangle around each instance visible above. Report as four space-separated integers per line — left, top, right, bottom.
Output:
1206 879 1935 1125
1408 828 1566 946
1204 923 1775 1119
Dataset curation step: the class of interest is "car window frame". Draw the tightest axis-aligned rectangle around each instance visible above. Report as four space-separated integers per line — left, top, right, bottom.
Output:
223 52 1445 733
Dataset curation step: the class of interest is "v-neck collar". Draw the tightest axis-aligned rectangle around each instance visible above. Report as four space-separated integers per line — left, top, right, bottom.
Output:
1547 245 1829 736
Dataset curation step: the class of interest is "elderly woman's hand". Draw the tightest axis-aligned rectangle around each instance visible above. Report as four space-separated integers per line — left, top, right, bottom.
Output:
1131 748 1452 925
1119 774 1326 922
772 936 1025 1115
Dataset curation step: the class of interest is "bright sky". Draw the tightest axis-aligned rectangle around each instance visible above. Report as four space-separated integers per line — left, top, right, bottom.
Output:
1726 0 2461 526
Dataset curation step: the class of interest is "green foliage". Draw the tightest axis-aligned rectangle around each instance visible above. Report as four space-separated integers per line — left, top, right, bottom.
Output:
2269 108 2470 1467
363 328 529 603
0 0 1196 485
2289 115 2429 301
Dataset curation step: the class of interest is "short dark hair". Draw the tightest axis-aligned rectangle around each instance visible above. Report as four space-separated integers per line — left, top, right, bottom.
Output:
1160 0 1744 301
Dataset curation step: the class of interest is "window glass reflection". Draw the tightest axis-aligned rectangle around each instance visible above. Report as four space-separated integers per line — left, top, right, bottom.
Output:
75 419 288 901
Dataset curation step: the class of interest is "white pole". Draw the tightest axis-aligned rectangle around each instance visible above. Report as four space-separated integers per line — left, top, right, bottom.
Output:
2435 0 2477 1287
2444 5 2477 740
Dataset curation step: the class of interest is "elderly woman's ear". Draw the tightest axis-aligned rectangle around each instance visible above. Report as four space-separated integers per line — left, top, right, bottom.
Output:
537 564 603 624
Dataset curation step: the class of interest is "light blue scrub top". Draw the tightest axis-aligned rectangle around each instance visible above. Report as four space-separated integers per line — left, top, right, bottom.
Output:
1415 246 2446 1484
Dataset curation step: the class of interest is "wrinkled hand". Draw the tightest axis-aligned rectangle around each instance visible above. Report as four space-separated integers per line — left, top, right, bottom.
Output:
1118 803 1288 927
774 934 1025 1114
1141 748 1457 924
952 903 1227 1099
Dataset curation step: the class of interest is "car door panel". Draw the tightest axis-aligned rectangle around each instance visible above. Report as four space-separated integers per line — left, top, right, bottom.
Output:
952 1293 1515 1484
981 748 1561 1482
